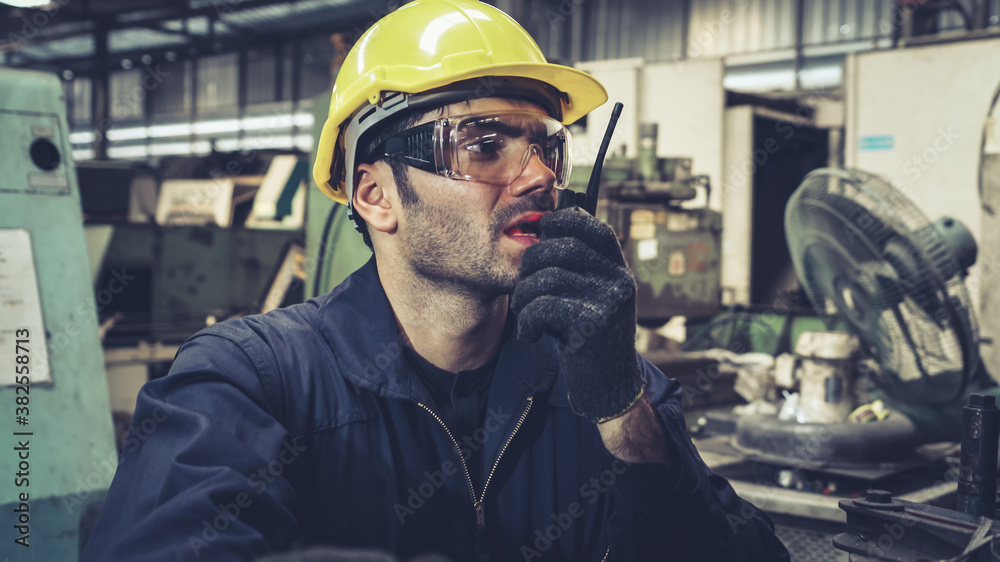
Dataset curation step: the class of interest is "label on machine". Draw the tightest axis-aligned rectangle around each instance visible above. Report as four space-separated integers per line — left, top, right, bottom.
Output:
0 111 72 197
0 229 51 386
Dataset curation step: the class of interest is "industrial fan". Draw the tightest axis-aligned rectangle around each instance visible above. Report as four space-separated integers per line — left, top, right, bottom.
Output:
784 167 990 406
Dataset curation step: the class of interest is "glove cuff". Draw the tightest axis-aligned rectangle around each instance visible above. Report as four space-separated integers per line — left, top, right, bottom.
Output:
564 359 646 423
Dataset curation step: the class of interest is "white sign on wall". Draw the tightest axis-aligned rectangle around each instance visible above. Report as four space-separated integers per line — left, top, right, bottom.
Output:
0 229 51 386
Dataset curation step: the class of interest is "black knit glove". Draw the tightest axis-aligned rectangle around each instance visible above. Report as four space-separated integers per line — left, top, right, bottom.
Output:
511 208 645 423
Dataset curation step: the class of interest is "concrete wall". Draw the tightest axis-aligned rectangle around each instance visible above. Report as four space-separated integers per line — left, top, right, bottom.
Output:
721 106 755 305
574 57 726 210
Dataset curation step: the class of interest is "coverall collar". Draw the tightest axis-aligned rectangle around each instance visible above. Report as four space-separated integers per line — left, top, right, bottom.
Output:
317 258 560 404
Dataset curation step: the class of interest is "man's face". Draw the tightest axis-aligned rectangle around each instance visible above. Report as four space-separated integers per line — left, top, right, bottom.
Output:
393 98 559 298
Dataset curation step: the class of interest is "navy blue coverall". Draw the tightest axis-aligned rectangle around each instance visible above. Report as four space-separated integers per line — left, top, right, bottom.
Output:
82 259 789 561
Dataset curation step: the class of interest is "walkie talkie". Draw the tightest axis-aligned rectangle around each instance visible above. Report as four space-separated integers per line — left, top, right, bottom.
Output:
557 101 624 215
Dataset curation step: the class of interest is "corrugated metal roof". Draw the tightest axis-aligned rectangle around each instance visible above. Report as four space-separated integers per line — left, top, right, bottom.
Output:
218 0 360 29
18 35 95 60
109 28 188 53
5 0 998 71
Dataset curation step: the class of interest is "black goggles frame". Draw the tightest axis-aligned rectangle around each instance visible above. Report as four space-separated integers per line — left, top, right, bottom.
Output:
366 121 437 173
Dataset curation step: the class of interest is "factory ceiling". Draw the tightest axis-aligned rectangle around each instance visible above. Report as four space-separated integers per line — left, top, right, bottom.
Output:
1 0 385 76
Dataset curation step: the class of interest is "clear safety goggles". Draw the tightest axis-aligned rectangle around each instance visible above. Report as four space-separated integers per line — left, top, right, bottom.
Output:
366 111 573 189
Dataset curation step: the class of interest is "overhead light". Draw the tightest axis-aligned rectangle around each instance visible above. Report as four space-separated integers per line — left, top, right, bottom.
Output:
1 1 52 7
107 126 148 141
69 131 95 144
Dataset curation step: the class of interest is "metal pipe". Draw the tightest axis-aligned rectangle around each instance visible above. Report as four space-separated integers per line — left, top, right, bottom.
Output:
91 22 109 160
957 393 999 518
793 0 804 90
638 123 658 182
971 0 989 30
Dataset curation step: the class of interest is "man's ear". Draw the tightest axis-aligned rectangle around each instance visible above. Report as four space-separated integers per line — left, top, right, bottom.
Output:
352 162 398 235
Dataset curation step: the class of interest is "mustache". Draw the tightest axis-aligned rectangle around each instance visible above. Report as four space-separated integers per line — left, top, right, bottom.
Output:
490 192 555 237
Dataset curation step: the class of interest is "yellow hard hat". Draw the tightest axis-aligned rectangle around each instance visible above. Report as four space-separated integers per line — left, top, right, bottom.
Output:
312 0 608 205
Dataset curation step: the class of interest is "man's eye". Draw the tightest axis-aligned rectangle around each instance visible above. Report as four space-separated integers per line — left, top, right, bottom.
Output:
463 138 504 157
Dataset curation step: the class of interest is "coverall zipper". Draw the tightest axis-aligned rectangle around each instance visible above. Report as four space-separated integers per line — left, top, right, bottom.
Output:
416 396 534 531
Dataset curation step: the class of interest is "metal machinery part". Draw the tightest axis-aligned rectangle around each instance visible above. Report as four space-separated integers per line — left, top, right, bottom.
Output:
589 122 722 327
0 68 119 560
794 331 862 424
895 0 993 42
305 90 372 298
75 150 307 346
732 331 919 468
700 162 999 559
958 394 999 518
835 489 1000 562
833 394 1000 560
733 329 919 468
94 225 302 346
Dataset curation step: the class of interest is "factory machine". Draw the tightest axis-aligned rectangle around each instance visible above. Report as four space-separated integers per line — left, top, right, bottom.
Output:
586 123 722 328
0 69 118 561
821 77 1000 562
690 150 1000 560
679 160 992 559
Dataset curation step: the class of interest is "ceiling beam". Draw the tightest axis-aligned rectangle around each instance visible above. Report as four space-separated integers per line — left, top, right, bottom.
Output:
5 9 377 76
0 0 295 40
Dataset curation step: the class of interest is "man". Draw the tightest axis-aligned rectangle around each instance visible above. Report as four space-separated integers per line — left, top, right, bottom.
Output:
83 1 789 560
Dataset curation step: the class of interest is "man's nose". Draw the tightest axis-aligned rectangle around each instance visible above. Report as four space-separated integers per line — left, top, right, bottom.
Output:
508 145 557 198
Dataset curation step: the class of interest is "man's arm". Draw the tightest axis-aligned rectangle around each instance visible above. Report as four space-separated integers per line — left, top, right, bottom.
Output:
81 330 301 562
600 360 790 562
512 209 788 561
598 397 669 465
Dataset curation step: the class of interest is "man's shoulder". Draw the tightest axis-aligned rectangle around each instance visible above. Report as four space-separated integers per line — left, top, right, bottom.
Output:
196 299 328 353
175 296 373 429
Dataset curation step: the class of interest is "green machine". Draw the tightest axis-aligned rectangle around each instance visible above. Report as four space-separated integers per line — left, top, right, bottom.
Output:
305 91 371 297
0 69 118 560
581 123 722 327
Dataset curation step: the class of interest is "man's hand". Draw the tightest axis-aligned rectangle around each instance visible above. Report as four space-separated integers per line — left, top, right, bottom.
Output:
511 208 645 423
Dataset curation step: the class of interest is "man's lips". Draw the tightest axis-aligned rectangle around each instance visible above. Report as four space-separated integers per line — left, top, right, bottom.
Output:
503 212 546 245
